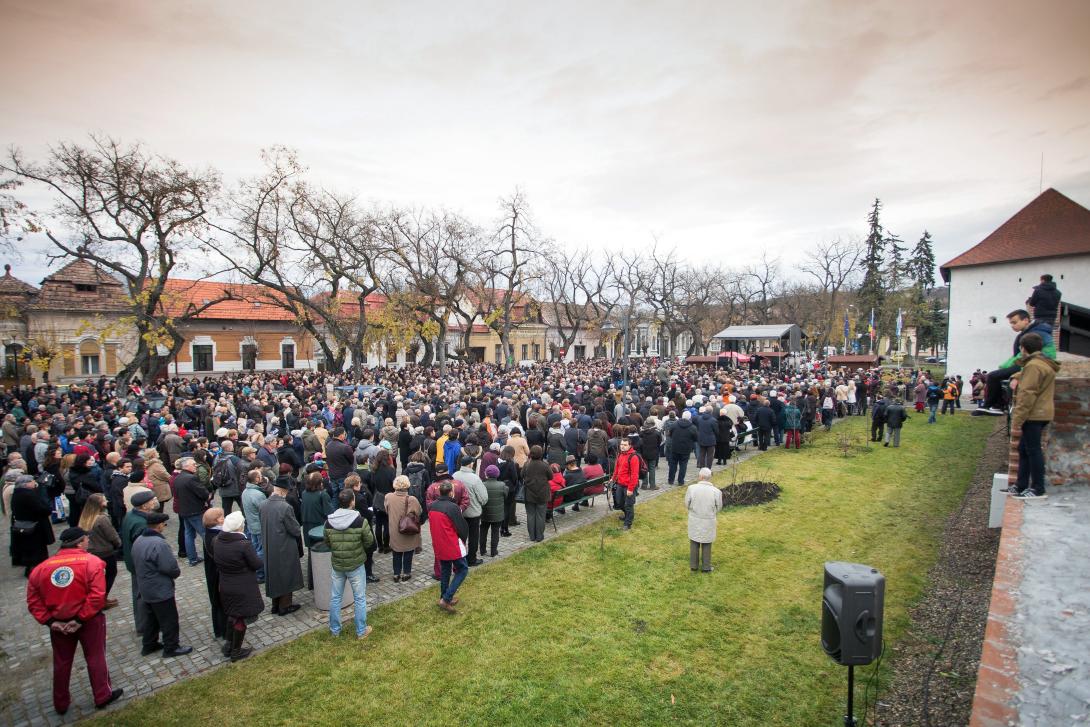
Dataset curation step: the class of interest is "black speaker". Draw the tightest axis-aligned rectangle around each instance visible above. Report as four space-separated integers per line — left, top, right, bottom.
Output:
821 561 884 666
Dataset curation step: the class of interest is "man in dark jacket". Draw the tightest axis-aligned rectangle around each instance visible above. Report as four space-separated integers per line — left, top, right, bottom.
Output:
1026 274 1061 325
132 512 192 657
480 464 507 556
871 397 888 443
427 482 469 613
121 490 157 634
211 442 244 514
694 408 718 470
883 399 909 448
752 400 776 451
638 422 661 490
174 457 209 566
668 414 697 486
259 478 304 616
324 427 355 497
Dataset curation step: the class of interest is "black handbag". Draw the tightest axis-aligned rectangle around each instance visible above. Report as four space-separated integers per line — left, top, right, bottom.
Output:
13 519 38 535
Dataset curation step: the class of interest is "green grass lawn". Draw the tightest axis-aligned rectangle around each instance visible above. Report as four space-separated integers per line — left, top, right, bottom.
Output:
95 414 992 727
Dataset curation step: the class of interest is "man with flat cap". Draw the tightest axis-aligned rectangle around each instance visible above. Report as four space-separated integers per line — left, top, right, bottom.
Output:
121 489 157 634
26 527 123 714
132 512 193 657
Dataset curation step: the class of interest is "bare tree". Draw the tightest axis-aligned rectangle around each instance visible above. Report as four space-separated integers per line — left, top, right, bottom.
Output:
3 136 226 389
799 237 864 352
206 148 387 372
380 208 483 373
741 252 781 325
475 190 543 368
534 248 614 359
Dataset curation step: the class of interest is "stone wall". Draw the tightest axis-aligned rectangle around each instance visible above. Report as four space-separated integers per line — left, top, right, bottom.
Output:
1045 357 1090 487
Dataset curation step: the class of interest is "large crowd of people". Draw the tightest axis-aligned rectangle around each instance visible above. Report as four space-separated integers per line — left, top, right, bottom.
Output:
3 354 969 714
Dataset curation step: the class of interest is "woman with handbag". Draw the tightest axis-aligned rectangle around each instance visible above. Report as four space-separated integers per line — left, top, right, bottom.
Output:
384 475 422 582
10 474 54 577
78 492 122 606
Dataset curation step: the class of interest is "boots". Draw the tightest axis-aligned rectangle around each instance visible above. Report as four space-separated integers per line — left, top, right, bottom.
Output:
221 637 231 658
229 628 252 662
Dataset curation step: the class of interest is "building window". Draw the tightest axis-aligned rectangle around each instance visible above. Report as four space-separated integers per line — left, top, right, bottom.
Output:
241 344 257 371
532 343 540 360
81 354 100 375
574 345 586 360
75 284 97 292
521 343 528 360
281 344 295 369
193 344 213 372
494 344 502 364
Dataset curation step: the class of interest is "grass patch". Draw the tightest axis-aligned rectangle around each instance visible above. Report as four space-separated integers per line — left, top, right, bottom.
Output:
95 415 991 727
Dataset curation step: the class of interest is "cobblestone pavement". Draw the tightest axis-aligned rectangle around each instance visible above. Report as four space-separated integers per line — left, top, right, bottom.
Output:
1 444 773 725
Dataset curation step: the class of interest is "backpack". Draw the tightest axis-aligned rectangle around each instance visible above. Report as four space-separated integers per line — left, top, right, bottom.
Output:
926 385 941 403
211 456 235 491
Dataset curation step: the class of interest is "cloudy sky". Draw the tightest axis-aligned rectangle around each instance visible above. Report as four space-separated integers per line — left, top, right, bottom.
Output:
1 0 1088 285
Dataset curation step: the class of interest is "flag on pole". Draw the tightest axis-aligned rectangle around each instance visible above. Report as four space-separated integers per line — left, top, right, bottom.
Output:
844 311 850 343
868 308 876 341
895 308 903 338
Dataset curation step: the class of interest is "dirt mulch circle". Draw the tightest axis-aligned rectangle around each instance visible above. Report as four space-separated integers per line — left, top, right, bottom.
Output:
720 481 781 507
872 420 1008 727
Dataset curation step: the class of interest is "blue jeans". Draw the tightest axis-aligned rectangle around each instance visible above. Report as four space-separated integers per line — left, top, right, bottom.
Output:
249 531 266 581
439 557 468 603
928 402 938 423
329 564 368 636
182 514 204 564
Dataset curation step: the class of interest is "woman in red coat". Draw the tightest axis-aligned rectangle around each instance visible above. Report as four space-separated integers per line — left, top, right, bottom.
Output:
546 464 566 519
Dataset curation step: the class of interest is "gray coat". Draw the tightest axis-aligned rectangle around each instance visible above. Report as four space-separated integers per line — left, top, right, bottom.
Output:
258 494 303 598
132 529 181 603
684 481 723 543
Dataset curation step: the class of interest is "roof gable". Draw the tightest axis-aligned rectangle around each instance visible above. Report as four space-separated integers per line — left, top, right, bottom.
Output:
0 264 38 296
161 279 299 321
940 189 1090 280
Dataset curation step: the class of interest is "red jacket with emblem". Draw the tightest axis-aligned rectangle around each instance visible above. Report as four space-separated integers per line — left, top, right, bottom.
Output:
26 548 106 625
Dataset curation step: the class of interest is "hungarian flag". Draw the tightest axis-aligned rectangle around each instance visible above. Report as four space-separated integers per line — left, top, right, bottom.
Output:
868 308 876 341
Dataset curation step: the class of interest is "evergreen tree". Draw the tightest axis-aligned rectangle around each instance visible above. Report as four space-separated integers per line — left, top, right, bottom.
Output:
884 232 906 291
909 230 936 290
857 198 886 352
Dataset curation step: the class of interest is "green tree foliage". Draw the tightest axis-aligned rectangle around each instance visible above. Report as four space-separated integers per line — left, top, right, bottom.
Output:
856 199 886 352
909 230 936 290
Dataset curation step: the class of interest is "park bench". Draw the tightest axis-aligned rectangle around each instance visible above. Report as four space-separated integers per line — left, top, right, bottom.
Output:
735 425 756 450
545 475 609 532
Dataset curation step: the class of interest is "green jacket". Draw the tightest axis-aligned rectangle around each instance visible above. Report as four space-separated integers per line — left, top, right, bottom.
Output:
482 478 507 523
323 508 374 572
121 509 149 573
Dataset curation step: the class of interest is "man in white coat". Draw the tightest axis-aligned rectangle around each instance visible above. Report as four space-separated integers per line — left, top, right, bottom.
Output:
684 468 723 573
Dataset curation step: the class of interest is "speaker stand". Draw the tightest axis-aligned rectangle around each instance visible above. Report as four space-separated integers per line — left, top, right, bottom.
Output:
843 664 857 727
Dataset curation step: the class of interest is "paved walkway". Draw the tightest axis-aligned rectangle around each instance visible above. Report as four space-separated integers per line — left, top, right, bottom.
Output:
1 444 774 725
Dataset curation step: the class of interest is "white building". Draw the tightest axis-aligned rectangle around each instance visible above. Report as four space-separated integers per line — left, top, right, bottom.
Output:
940 188 1090 378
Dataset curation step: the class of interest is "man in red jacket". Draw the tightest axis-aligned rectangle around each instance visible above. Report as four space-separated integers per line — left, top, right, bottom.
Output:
426 475 469 580
427 482 469 613
26 527 123 715
613 438 641 530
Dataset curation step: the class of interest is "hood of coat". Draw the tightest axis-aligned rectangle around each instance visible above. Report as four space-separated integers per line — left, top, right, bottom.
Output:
1036 281 1058 293
1019 352 1061 372
326 507 360 531
676 419 693 431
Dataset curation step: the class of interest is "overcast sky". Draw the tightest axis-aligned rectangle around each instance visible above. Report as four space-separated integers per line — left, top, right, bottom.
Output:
2 0 1088 285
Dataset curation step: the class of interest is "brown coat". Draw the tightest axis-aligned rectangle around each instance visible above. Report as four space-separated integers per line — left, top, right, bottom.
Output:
508 434 530 467
1011 353 1061 429
383 491 422 552
146 461 172 503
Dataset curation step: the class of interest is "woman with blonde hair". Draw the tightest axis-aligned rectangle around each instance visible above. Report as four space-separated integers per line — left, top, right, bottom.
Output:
142 448 172 511
384 475 422 582
78 492 122 607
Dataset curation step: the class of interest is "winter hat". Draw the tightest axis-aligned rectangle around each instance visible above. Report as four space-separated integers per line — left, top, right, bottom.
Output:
223 511 245 533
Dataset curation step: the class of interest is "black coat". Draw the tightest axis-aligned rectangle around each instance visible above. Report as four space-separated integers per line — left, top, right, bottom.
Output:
10 487 54 568
638 428 661 462
753 405 776 431
671 420 698 456
212 531 265 619
175 471 209 517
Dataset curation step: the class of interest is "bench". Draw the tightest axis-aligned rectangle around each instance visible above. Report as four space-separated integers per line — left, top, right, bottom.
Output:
735 426 756 450
545 475 609 532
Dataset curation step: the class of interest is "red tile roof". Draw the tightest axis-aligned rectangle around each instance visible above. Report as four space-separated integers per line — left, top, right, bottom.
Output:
161 279 300 321
940 188 1090 280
